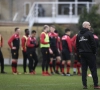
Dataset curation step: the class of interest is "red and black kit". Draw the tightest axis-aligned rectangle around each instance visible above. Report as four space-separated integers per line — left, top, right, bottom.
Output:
26 36 38 73
61 34 72 60
8 34 20 59
71 35 81 62
8 34 20 73
57 36 62 51
71 35 81 75
49 32 60 58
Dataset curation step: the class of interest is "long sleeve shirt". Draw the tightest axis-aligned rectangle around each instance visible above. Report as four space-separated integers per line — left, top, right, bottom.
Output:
8 34 20 49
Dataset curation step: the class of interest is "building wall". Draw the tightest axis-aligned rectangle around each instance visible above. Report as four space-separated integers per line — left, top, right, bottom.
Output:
13 0 57 20
0 0 57 21
0 0 10 20
0 0 100 21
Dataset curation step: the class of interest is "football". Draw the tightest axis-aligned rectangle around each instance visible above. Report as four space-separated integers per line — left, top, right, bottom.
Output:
88 74 92 77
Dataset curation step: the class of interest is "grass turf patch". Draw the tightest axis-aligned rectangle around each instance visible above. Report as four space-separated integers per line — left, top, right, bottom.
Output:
0 66 99 90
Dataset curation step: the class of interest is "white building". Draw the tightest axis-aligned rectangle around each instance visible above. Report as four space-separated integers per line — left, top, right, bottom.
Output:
0 0 100 24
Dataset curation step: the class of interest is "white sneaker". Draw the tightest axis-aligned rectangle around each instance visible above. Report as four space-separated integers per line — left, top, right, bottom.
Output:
66 73 73 76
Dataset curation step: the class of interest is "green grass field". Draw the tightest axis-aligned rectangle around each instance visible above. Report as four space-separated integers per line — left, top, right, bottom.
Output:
0 66 100 90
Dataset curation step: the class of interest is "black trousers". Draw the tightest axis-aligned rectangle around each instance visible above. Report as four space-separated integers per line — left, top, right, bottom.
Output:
80 53 98 86
41 48 50 72
0 49 4 72
22 51 28 72
27 49 38 73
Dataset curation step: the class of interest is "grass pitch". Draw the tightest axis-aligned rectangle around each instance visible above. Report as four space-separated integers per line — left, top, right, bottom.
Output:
0 66 100 90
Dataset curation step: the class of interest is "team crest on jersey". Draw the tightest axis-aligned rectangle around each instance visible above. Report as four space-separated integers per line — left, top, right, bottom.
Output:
46 51 48 54
14 53 16 55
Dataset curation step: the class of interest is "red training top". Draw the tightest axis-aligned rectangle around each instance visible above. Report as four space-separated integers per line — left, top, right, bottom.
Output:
62 34 72 53
8 34 20 49
57 36 62 51
71 34 77 53
26 36 38 48
48 32 58 48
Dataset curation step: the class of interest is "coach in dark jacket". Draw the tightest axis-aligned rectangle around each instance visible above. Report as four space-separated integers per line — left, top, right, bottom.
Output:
76 21 100 89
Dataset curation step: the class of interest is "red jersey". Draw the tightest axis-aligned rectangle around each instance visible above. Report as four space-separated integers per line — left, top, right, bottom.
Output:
26 36 38 48
8 34 20 49
94 34 98 39
62 34 72 53
57 36 62 51
93 34 99 49
71 34 77 53
48 32 58 48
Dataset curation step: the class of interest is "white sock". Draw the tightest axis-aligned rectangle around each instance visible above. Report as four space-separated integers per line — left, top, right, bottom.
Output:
73 68 76 72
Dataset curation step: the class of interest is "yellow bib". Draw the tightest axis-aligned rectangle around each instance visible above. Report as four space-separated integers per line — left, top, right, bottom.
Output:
40 32 50 48
21 35 28 50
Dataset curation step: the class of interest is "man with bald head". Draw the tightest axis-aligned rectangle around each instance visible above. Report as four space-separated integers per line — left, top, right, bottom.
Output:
76 21 100 89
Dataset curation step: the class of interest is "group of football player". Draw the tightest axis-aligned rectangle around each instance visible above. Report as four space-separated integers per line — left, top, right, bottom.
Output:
0 24 98 76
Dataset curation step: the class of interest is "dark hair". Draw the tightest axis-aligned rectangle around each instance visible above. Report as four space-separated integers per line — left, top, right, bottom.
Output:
54 30 58 33
15 27 19 32
31 30 36 34
90 28 94 33
25 29 29 33
65 28 70 33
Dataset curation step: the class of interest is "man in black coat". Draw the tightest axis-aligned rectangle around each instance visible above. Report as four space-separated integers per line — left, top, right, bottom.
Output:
76 21 100 89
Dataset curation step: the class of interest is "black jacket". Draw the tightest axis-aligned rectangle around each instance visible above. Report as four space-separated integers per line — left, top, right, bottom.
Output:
76 28 96 54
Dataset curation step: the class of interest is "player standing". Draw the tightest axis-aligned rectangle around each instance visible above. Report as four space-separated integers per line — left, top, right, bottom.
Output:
26 30 38 74
61 28 72 76
54 30 62 73
49 25 61 74
21 29 29 74
71 34 81 75
40 25 52 76
8 28 20 74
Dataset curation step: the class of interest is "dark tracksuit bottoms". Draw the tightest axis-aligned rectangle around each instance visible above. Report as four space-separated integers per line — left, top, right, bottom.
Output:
80 53 98 86
41 48 50 72
22 51 28 72
27 48 38 72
